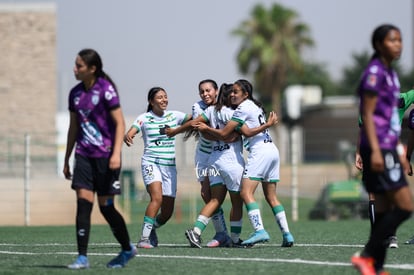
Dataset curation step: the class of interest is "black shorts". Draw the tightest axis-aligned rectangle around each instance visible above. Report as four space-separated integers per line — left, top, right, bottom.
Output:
360 147 408 194
71 154 121 196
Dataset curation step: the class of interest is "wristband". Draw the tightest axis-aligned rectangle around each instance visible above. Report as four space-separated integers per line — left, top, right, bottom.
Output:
396 144 404 156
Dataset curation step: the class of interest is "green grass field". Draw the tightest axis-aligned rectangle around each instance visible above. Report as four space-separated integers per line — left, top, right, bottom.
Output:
1 197 414 275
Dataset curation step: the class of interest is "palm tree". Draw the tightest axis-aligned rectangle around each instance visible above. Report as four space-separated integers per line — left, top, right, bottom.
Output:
232 3 313 115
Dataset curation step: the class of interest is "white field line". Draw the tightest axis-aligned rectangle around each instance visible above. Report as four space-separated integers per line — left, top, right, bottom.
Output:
0 243 413 271
0 243 365 247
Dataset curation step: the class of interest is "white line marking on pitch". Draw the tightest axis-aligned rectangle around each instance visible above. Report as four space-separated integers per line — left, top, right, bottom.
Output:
1 248 414 271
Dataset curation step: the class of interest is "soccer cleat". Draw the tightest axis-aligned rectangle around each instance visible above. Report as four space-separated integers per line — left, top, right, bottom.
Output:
137 238 154 249
67 255 89 269
241 229 270 245
149 228 158 247
388 236 398 248
282 232 294 247
404 236 414 244
206 232 232 248
107 244 137 268
231 239 254 248
351 253 376 275
185 229 202 248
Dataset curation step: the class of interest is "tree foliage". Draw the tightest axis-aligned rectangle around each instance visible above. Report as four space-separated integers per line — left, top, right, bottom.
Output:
233 3 414 111
232 3 313 114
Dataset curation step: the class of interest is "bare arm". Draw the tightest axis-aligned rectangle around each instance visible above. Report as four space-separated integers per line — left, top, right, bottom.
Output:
109 107 126 170
63 112 78 180
361 93 383 172
124 126 139 147
195 120 239 140
165 114 196 137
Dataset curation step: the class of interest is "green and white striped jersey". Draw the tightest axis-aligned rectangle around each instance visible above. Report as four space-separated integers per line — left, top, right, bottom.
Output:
132 110 190 166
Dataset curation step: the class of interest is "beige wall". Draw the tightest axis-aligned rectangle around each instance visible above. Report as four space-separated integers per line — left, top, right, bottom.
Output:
0 3 56 158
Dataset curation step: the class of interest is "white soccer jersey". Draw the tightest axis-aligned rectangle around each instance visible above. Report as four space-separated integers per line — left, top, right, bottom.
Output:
202 105 243 157
192 100 213 154
231 99 279 182
132 110 189 166
231 99 273 151
202 106 244 191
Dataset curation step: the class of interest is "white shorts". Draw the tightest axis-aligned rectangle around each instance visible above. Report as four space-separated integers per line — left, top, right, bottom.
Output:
244 143 280 182
194 150 211 182
141 160 177 197
209 152 244 192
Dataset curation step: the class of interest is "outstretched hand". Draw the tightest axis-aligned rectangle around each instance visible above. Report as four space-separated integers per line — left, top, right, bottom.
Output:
123 133 135 147
266 111 279 127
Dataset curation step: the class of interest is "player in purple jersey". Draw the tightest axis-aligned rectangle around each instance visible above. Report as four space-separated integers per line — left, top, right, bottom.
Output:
351 25 413 275
63 49 136 269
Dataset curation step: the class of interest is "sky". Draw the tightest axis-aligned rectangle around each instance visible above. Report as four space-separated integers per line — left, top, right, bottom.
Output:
9 0 414 116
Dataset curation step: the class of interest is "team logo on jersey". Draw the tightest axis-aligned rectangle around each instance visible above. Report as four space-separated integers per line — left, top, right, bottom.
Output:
369 65 379 74
92 94 99 105
74 96 80 106
105 91 113 101
366 74 377 87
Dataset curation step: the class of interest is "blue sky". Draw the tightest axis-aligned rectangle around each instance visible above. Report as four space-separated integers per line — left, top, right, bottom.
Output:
9 0 413 116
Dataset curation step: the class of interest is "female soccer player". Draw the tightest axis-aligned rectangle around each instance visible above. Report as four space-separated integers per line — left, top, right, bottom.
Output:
124 87 191 248
193 79 294 247
63 48 136 269
184 83 277 248
351 24 413 275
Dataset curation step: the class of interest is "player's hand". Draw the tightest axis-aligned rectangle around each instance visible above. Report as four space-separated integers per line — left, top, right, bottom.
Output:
370 150 384 173
63 163 72 180
124 133 134 146
355 153 363 171
266 111 279 127
193 122 208 132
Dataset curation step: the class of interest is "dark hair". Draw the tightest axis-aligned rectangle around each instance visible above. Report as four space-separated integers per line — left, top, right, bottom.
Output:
234 79 265 112
198 79 218 92
78 48 117 91
146 87 165 112
371 24 400 59
215 83 233 111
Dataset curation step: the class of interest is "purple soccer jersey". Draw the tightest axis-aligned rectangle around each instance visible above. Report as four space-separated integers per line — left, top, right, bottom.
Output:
358 57 401 150
68 77 120 158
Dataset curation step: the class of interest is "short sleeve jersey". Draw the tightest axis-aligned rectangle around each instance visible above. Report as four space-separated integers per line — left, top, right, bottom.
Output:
68 77 120 158
132 110 189 166
202 106 243 155
231 99 273 151
192 100 213 154
358 57 401 150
